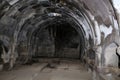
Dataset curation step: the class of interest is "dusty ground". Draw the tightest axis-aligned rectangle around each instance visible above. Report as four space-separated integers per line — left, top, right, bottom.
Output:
0 59 92 80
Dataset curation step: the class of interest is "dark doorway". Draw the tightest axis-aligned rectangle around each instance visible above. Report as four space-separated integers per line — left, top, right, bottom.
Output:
32 21 81 59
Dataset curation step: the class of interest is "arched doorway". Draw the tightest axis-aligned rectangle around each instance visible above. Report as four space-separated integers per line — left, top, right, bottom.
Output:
31 20 81 59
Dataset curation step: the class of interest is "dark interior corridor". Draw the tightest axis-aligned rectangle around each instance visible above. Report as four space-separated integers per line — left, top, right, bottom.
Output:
32 20 81 59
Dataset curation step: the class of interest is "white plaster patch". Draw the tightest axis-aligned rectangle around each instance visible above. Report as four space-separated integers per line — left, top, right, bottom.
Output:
100 25 113 38
94 21 101 45
112 0 120 14
7 0 19 5
104 43 118 67
113 19 119 30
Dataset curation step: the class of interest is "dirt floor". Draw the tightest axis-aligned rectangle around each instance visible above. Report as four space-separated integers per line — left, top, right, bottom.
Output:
0 59 93 80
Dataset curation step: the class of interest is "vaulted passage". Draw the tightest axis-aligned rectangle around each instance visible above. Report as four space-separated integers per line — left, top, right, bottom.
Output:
0 0 120 80
31 20 81 59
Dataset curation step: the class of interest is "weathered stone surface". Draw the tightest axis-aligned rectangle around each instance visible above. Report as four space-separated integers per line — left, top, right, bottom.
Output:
0 0 120 79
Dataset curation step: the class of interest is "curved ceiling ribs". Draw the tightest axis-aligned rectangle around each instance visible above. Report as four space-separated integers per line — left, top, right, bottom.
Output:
0 0 120 72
